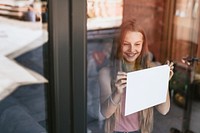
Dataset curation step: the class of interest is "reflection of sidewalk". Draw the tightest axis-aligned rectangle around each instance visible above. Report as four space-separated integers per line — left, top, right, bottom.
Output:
0 16 47 58
0 55 47 100
0 16 48 100
0 46 48 133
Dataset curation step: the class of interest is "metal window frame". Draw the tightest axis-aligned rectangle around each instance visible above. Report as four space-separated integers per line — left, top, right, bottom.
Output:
46 0 87 133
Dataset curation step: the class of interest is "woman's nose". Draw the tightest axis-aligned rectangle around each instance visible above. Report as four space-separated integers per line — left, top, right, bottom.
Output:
129 45 136 52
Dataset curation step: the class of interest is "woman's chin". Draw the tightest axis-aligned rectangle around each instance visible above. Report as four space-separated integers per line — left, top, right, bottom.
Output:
124 58 136 63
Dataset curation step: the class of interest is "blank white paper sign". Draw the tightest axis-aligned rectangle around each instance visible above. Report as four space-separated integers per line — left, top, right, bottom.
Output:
125 65 170 116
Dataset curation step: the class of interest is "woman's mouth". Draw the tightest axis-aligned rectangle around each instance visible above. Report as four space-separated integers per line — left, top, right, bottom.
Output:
125 52 137 57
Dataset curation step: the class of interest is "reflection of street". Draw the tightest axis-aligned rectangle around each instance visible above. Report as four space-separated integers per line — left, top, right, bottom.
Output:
0 45 48 133
0 16 47 57
0 16 47 100
0 14 48 132
87 37 112 122
87 36 113 133
0 55 47 100
0 0 45 21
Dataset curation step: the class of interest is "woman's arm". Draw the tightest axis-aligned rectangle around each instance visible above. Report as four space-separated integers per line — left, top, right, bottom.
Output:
99 67 126 118
155 91 170 115
156 61 174 115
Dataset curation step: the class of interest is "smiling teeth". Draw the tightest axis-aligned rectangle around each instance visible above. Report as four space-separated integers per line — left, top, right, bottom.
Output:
128 53 135 57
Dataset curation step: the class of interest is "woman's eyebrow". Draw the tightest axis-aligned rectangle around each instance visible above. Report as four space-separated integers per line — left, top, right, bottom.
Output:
123 41 131 44
135 40 143 44
124 40 143 44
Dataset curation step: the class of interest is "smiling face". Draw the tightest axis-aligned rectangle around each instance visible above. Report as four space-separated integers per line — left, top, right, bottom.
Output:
122 31 143 63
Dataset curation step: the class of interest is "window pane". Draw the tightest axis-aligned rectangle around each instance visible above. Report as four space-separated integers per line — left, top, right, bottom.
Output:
87 0 123 133
87 0 200 133
0 0 48 133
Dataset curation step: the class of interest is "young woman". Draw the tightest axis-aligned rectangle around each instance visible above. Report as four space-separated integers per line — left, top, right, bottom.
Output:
98 19 174 133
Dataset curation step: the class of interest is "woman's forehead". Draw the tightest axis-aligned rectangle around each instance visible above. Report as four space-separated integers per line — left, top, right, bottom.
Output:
124 31 143 41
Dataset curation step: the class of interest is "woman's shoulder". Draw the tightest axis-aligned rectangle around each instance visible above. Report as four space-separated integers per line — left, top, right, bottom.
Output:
99 67 111 80
99 66 111 75
98 67 111 84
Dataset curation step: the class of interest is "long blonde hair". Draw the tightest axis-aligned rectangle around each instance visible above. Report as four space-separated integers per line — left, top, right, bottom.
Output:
106 18 154 133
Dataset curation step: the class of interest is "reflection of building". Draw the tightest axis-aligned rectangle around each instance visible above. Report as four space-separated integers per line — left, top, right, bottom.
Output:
87 0 122 18
0 0 47 22
87 0 123 30
0 1 48 132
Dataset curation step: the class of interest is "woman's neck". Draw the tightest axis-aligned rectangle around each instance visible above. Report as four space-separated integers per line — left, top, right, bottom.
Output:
122 60 136 72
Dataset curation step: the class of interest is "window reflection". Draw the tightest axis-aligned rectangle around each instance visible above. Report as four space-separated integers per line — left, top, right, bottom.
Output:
87 0 123 30
0 0 48 133
87 0 200 133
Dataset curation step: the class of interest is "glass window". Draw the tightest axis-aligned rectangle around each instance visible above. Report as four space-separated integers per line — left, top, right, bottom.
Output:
87 0 200 133
87 1 123 132
170 0 200 133
0 0 48 133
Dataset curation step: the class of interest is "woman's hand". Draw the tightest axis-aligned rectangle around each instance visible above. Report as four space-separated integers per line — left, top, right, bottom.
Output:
114 71 127 94
166 60 174 80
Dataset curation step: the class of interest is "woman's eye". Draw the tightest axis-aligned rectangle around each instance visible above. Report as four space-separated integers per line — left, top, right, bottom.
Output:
135 43 141 46
123 43 129 46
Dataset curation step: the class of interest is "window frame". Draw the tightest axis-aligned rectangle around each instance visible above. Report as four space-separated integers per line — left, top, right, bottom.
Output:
47 0 87 133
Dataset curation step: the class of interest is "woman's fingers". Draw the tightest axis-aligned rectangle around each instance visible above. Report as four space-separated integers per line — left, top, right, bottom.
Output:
166 60 174 69
116 79 126 85
115 71 127 83
169 70 174 80
166 60 174 80
115 71 127 94
169 62 174 68
115 81 126 94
